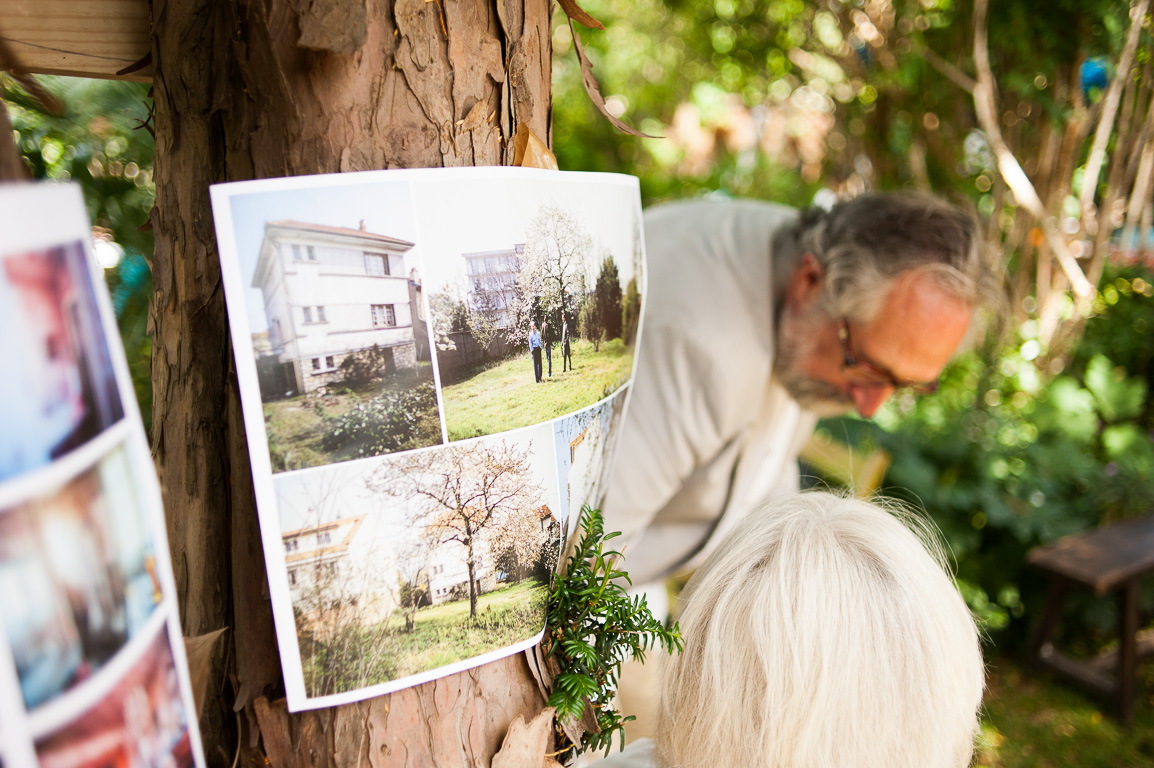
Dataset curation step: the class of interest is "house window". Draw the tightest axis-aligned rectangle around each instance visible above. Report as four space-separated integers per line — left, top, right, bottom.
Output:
302 306 313 323
307 245 317 260
288 569 297 586
365 253 389 276
292 244 302 260
371 304 396 327
325 355 335 369
316 306 326 322
318 531 332 545
311 358 322 372
284 539 298 552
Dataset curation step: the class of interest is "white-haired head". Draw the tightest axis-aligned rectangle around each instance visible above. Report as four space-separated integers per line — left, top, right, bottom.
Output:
656 491 984 768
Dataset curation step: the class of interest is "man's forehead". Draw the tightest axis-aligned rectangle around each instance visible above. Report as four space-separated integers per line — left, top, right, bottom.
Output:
860 273 974 382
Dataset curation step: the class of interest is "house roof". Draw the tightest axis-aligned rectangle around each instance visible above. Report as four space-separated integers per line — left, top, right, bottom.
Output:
283 516 366 564
536 504 555 521
267 219 415 249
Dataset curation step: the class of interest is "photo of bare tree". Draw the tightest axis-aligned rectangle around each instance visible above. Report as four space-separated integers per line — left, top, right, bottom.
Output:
275 425 560 702
415 174 643 440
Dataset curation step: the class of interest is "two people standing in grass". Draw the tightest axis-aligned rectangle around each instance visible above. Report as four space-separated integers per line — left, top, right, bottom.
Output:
529 322 544 383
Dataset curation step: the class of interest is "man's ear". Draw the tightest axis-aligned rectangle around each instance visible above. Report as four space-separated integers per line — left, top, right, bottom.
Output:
785 253 825 311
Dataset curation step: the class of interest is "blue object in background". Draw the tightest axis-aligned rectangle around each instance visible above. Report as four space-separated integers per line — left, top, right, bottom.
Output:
1080 57 1110 98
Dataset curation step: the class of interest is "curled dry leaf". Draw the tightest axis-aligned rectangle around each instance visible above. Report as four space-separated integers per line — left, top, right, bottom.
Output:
457 100 490 134
491 708 556 768
557 0 605 30
183 627 228 719
513 123 559 170
567 20 660 139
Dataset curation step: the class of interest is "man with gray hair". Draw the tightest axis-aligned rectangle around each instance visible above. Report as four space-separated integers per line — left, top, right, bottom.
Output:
602 193 999 591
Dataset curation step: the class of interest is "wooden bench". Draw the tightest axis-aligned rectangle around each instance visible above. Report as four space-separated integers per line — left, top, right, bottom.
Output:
1027 515 1154 723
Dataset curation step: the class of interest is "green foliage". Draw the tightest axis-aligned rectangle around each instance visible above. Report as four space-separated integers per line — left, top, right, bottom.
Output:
546 506 682 759
321 382 438 457
5 76 156 432
337 344 396 389
621 277 641 346
594 256 624 341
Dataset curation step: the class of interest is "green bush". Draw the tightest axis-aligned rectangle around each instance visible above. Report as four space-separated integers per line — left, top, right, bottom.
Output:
338 345 395 389
321 382 437 457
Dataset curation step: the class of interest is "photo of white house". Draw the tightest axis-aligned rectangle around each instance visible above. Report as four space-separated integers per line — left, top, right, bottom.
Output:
274 424 560 701
252 220 422 396
219 180 444 473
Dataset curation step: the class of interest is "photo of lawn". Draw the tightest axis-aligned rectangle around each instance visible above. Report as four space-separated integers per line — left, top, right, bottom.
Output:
276 424 562 704
298 580 548 696
263 363 441 471
442 339 633 441
414 174 643 442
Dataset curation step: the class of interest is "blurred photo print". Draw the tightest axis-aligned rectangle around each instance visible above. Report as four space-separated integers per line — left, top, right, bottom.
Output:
0 444 159 711
0 241 124 483
34 625 194 768
0 182 206 768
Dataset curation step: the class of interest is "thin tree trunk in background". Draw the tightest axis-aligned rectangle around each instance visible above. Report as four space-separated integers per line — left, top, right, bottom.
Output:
149 0 552 764
0 102 29 180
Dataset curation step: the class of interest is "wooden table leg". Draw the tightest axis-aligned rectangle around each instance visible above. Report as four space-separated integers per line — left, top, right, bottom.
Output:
1118 580 1139 725
1031 576 1071 661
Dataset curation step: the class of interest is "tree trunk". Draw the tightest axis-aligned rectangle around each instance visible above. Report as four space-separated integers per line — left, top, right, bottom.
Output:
0 103 30 180
467 545 479 618
149 0 552 764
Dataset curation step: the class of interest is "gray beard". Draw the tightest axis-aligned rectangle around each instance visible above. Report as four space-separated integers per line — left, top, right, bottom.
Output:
772 306 855 418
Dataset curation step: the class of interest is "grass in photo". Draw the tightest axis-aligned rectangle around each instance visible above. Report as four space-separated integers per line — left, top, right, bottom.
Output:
276 426 561 699
442 339 632 440
418 178 643 441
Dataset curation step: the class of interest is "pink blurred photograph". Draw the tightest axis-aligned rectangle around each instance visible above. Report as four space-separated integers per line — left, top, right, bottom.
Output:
0 241 124 483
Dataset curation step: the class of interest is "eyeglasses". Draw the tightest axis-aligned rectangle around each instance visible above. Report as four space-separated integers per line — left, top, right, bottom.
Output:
837 319 940 396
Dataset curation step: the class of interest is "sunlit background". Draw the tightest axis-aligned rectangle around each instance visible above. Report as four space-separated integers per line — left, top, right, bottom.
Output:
4 0 1154 762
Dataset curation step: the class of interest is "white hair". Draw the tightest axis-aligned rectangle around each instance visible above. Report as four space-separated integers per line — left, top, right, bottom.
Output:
655 491 984 768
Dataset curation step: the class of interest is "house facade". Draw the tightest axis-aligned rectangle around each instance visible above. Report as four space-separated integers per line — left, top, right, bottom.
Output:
251 220 421 396
283 515 399 632
462 244 524 329
425 529 498 605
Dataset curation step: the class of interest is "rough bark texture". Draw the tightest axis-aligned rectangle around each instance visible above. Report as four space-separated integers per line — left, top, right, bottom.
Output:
149 1 551 765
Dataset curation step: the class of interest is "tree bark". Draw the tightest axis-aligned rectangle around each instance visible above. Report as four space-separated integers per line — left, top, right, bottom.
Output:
149 0 552 764
0 102 30 180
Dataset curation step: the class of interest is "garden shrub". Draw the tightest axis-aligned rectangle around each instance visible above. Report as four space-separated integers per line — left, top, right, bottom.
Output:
338 344 396 389
321 382 436 457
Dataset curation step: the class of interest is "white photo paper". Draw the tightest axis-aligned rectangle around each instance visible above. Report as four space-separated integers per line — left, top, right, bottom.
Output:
210 167 646 710
0 182 206 768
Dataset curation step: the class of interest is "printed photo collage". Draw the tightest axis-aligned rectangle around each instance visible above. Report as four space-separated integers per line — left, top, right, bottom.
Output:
210 168 646 710
0 184 205 768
